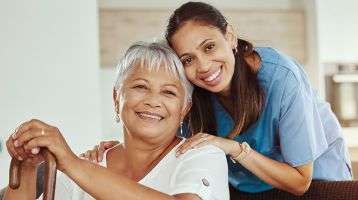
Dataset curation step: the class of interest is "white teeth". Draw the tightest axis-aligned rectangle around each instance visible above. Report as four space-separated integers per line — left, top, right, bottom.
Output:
138 113 162 120
204 69 221 82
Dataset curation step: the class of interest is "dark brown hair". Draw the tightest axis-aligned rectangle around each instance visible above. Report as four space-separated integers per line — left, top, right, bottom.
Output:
166 2 264 137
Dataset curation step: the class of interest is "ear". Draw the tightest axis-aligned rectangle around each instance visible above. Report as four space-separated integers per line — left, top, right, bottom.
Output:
225 24 238 50
180 101 192 122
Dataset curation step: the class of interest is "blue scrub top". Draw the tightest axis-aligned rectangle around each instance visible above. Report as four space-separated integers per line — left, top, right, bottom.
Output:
212 47 352 193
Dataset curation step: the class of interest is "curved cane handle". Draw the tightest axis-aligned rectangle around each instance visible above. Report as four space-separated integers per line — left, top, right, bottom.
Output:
9 149 57 200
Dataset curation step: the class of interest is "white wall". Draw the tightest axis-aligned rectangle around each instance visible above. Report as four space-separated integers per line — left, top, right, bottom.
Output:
99 0 303 10
316 0 358 63
0 0 102 188
302 0 322 94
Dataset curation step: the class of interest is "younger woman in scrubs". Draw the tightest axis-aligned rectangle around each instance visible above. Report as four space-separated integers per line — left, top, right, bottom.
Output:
83 1 352 196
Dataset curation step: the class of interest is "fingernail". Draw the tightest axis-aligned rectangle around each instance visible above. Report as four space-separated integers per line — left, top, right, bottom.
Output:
18 156 23 161
14 140 19 147
31 148 39 154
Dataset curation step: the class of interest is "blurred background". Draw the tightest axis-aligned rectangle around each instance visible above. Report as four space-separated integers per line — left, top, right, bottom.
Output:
1 0 358 187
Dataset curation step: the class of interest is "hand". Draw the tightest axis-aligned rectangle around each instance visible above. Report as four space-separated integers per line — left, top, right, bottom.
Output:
10 119 78 172
175 132 242 157
6 129 43 168
79 140 120 162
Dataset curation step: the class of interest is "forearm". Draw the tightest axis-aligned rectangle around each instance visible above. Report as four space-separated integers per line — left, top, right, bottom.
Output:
239 150 312 195
4 166 37 200
64 158 176 200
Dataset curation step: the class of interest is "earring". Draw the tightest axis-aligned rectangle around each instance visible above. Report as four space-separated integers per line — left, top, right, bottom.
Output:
180 121 183 136
114 112 120 123
233 46 238 55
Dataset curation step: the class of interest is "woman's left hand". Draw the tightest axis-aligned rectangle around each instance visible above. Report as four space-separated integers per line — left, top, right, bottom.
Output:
11 119 78 172
176 132 241 157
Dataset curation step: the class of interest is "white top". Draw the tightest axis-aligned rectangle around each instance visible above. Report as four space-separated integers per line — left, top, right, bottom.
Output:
38 140 229 200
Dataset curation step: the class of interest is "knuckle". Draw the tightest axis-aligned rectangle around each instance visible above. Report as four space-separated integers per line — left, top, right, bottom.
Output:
30 119 38 123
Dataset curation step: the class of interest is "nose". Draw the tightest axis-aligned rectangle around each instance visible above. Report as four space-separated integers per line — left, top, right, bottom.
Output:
143 92 161 108
196 55 211 73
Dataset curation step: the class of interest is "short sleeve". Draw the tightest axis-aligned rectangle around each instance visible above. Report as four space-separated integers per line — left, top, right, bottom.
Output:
169 145 229 200
278 71 328 167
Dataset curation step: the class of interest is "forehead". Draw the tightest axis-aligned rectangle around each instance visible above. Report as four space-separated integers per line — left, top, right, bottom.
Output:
171 21 224 53
126 63 182 87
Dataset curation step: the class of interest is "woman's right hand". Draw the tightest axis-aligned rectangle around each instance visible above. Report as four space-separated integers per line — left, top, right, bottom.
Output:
79 140 119 162
6 130 43 168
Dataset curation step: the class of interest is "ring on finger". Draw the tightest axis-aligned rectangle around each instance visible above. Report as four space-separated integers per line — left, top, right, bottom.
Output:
41 129 45 136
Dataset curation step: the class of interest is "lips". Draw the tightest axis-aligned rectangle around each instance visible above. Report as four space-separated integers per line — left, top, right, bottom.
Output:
204 68 221 82
135 111 164 121
199 66 223 86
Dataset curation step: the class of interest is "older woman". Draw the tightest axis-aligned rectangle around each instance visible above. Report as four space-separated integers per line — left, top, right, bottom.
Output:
3 41 229 200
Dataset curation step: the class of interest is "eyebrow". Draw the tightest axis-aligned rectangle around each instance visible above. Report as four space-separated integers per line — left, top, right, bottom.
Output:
179 38 211 59
162 83 179 89
133 78 179 89
132 78 149 83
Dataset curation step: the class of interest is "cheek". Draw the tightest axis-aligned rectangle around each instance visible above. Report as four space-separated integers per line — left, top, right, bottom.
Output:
184 67 198 83
167 102 184 120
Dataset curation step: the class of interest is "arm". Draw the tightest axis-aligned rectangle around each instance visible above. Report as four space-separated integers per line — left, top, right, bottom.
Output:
237 148 312 195
11 119 202 200
176 133 312 195
64 157 200 200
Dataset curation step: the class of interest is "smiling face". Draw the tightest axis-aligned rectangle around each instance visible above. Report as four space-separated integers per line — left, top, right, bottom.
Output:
170 21 236 95
117 64 189 141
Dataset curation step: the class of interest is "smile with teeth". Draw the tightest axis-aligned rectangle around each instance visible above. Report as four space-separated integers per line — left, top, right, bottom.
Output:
136 112 163 121
204 68 221 82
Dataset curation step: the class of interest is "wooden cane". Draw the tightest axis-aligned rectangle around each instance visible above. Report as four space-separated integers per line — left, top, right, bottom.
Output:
9 149 57 200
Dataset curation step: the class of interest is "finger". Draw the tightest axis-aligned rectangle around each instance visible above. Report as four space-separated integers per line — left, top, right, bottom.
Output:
176 133 206 150
14 129 43 147
98 143 108 161
193 140 211 149
103 141 120 148
6 137 22 160
23 136 51 151
177 134 210 155
6 138 17 159
90 145 99 162
176 139 197 156
31 147 40 155
98 141 118 162
13 119 48 139
83 151 91 160
15 146 29 160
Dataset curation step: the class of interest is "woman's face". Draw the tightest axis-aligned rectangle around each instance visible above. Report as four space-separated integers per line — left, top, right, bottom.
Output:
118 64 188 141
170 21 236 94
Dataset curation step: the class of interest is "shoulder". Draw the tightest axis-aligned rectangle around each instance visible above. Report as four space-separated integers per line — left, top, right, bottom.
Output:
256 47 307 91
176 144 228 170
257 47 303 80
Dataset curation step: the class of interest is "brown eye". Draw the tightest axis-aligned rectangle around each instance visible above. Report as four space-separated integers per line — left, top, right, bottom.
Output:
182 57 193 66
205 43 215 52
164 90 177 96
133 85 147 90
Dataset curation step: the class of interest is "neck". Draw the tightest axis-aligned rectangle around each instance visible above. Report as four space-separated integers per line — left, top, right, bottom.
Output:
121 131 179 173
